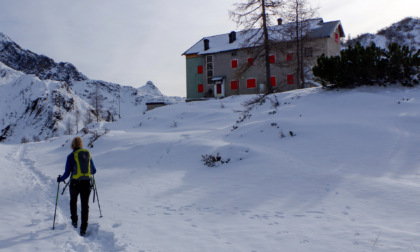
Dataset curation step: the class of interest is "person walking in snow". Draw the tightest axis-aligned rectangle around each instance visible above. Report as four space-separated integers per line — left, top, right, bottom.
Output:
57 136 96 236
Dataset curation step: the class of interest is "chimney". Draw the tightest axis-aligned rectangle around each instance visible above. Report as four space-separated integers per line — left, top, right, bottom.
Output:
277 18 283 25
203 39 209 51
229 31 236 44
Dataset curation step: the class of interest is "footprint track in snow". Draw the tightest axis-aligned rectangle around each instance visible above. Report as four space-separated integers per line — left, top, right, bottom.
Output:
12 144 129 252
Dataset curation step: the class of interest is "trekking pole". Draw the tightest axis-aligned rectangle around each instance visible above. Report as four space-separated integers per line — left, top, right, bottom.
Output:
92 175 103 218
92 179 96 203
53 175 61 230
92 177 95 204
61 180 70 195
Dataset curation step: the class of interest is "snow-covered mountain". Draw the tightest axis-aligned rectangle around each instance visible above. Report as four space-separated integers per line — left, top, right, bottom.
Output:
138 80 163 97
0 33 183 143
345 17 420 50
0 32 87 82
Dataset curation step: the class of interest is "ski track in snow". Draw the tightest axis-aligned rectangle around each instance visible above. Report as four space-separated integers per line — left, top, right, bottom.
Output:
3 144 127 252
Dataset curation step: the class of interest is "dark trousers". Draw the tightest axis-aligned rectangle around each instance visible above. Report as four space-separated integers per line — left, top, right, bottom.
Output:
70 180 92 231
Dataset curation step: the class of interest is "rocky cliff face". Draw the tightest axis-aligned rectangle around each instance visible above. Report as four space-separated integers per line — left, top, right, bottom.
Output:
0 32 87 83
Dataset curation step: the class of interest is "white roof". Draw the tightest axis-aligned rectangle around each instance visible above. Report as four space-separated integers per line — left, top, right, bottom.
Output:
183 19 344 56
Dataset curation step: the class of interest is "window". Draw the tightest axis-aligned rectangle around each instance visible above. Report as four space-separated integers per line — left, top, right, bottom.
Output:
269 54 276 64
287 75 294 85
197 65 203 74
247 58 254 66
270 76 276 87
304 47 313 57
231 59 238 68
247 78 256 88
335 33 339 43
231 80 239 90
206 55 213 84
198 84 204 93
286 53 293 61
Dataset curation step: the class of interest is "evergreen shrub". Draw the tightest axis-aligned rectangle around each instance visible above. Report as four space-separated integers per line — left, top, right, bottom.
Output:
313 42 420 88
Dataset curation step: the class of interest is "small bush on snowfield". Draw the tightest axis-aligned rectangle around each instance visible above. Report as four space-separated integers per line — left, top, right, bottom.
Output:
201 153 230 167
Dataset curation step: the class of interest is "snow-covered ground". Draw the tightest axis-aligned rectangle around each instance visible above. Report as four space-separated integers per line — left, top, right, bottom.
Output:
1 85 420 252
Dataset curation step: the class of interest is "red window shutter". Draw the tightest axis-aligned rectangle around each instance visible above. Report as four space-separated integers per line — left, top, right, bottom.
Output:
247 79 256 88
231 59 238 68
287 75 294 85
269 54 275 63
197 66 203 74
198 84 204 93
231 80 239 90
286 53 293 61
335 33 339 43
247 58 254 66
270 76 276 87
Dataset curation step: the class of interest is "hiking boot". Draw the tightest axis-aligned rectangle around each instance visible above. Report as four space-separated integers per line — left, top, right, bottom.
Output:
80 223 88 236
72 221 77 228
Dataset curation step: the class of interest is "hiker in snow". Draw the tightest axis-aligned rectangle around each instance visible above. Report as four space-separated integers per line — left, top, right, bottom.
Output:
57 137 96 236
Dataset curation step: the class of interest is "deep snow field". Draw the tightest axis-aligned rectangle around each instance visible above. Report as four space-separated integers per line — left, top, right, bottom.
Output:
1 86 420 252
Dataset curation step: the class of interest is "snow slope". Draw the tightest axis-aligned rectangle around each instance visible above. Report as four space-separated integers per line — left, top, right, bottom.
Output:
345 17 420 50
0 61 183 143
1 86 420 251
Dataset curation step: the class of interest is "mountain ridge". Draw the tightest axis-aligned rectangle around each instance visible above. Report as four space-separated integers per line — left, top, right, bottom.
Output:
345 17 420 50
0 34 182 143
0 32 88 82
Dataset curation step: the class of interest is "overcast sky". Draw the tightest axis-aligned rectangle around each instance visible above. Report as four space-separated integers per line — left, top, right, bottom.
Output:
0 0 418 97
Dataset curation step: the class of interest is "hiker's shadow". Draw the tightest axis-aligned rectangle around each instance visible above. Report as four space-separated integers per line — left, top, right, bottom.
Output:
0 225 67 250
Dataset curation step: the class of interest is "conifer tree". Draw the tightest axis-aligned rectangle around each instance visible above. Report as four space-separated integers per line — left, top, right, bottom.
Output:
313 42 420 88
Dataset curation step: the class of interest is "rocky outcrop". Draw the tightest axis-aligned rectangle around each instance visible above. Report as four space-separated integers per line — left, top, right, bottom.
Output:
0 32 87 82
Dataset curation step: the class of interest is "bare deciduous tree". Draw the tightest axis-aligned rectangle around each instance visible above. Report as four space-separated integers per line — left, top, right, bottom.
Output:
282 0 319 88
75 109 81 133
90 82 104 123
230 0 285 94
85 111 93 126
65 119 73 135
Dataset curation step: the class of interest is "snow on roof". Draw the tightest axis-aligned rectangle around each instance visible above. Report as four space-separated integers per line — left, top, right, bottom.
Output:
183 19 344 56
